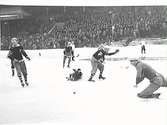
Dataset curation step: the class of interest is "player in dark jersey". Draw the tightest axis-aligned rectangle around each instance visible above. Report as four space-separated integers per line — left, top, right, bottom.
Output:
66 68 82 81
63 42 74 68
141 41 146 54
7 38 30 87
130 59 167 98
88 45 119 82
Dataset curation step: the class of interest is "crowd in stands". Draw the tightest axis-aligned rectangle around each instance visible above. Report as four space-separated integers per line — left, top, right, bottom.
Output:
1 6 167 50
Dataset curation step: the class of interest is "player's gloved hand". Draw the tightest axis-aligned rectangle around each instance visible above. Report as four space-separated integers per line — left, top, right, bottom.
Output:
26 56 31 61
115 49 119 53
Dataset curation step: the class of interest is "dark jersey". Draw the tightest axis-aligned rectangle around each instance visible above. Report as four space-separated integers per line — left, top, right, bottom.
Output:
93 49 116 61
70 69 82 81
73 71 82 81
64 46 73 56
8 45 28 61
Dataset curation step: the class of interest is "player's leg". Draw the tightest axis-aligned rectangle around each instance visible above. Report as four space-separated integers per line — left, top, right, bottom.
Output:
137 83 160 98
143 45 146 54
154 74 167 87
72 50 75 61
162 76 167 87
67 56 71 68
88 57 98 81
14 61 24 87
141 46 144 54
20 61 28 86
63 55 67 68
10 60 15 76
98 63 105 79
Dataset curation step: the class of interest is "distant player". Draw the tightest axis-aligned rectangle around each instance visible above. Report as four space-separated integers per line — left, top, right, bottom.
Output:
66 68 82 81
130 59 167 98
7 37 31 87
63 42 74 68
88 45 119 82
141 41 146 54
71 41 75 61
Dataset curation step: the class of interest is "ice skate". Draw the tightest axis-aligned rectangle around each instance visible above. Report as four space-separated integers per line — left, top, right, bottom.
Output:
99 75 106 80
25 81 29 86
88 77 95 82
21 83 25 87
152 93 161 99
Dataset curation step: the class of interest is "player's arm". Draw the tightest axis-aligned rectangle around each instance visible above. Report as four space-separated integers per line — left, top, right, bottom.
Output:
63 47 67 55
7 49 14 60
10 59 15 76
136 64 144 85
106 49 119 56
20 46 30 60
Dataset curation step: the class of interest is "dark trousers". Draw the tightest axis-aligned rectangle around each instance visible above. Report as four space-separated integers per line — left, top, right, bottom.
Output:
141 45 146 54
138 74 167 98
14 60 27 82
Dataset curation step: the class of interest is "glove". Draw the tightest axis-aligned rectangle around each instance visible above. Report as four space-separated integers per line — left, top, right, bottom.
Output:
115 49 119 53
26 56 31 61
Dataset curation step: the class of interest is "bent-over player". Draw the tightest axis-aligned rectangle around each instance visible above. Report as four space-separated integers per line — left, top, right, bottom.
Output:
130 59 167 98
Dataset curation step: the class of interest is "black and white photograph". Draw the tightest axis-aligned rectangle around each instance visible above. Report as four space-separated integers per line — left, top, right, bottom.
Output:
0 0 167 125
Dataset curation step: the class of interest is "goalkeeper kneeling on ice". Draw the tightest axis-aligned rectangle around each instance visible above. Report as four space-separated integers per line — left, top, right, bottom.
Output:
67 68 83 81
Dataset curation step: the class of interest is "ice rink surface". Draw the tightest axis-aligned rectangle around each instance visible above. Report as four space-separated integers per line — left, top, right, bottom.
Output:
0 45 167 125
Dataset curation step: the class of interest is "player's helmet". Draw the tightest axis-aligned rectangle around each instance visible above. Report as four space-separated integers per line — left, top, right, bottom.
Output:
11 37 18 45
98 44 110 52
67 41 71 46
98 44 105 50
104 46 110 52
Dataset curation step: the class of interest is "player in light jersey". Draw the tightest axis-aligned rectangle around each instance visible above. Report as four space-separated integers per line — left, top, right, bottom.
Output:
130 59 167 98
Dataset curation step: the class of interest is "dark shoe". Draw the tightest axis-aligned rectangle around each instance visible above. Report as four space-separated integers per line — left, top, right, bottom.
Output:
137 93 161 99
21 83 25 87
88 77 95 82
152 93 161 99
67 65 70 68
25 82 29 86
99 75 106 80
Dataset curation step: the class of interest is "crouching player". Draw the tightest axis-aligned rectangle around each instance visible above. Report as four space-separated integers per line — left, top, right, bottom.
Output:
88 45 119 82
130 59 167 98
7 37 31 87
63 42 74 68
66 68 82 81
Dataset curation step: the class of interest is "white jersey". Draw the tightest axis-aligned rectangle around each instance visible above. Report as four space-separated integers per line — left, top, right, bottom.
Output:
71 43 75 50
141 41 146 46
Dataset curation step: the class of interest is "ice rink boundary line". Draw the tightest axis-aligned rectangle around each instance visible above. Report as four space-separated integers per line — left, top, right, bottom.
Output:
79 57 167 61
